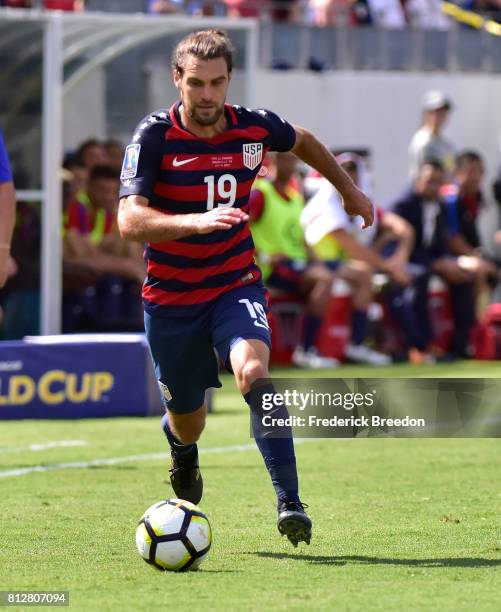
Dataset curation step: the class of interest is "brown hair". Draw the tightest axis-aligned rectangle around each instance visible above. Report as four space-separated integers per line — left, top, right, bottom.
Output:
172 29 234 75
455 150 483 170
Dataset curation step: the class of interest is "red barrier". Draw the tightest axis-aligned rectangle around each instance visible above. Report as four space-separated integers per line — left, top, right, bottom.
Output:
269 281 352 364
269 276 456 364
268 294 304 365
316 280 352 361
473 303 501 360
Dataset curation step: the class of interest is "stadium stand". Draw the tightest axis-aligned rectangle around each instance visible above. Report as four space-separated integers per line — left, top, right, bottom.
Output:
1 6 500 363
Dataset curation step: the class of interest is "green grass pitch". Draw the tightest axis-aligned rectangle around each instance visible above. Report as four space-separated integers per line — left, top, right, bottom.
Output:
0 362 500 611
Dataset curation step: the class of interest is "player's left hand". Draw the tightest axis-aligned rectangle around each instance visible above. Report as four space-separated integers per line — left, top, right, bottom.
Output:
341 186 374 229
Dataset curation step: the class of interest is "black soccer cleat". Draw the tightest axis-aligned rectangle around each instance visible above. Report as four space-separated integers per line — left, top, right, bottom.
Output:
169 451 203 505
277 499 312 547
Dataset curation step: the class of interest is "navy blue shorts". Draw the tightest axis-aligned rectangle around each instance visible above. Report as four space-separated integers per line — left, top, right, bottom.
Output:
145 284 271 414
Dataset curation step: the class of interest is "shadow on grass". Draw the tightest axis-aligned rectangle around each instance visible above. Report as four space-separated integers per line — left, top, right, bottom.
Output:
248 552 501 568
88 464 138 470
200 569 242 573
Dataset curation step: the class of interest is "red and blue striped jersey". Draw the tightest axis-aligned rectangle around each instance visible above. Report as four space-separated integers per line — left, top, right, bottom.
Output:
119 102 296 317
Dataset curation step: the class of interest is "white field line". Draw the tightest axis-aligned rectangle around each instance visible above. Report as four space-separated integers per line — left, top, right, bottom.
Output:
3 412 497 480
0 442 263 479
0 440 88 455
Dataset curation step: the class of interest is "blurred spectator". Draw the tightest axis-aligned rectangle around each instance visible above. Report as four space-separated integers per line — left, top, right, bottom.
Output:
494 168 501 292
75 139 108 172
225 0 263 17
271 0 301 21
63 156 89 204
146 0 182 13
0 127 18 335
494 164 501 253
442 150 499 315
64 165 118 254
406 0 450 29
390 160 476 360
0 128 16 291
250 152 339 369
494 169 501 209
409 91 456 180
473 0 501 20
222 0 293 19
1 0 35 6
43 0 84 10
301 152 411 364
103 139 125 173
63 165 144 332
308 0 336 26
349 0 374 25
367 0 406 27
443 151 485 253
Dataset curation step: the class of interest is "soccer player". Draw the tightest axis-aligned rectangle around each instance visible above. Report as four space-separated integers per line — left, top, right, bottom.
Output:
118 29 373 547
0 127 16 289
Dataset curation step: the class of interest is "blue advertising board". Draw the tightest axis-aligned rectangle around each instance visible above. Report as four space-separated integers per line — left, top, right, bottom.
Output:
0 335 162 420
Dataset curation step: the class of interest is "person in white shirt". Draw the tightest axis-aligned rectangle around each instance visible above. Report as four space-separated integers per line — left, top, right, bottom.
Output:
301 153 413 365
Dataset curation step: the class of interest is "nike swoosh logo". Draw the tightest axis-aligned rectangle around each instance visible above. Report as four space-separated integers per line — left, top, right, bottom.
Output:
172 156 198 167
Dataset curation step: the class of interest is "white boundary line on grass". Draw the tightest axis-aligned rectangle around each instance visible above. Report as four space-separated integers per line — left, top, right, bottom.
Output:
0 440 88 455
0 442 263 479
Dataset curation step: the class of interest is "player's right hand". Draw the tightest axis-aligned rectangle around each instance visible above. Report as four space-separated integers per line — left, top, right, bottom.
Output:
195 207 249 234
341 186 374 229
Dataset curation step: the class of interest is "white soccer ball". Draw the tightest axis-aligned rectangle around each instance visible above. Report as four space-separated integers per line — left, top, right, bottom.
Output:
136 499 212 571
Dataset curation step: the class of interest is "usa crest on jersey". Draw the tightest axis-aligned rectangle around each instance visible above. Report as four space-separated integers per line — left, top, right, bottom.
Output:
242 143 263 170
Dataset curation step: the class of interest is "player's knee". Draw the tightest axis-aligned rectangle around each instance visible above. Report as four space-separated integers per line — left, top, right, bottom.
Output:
238 359 268 390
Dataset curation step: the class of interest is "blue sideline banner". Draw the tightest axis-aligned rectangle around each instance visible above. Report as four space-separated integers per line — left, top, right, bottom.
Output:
0 335 162 420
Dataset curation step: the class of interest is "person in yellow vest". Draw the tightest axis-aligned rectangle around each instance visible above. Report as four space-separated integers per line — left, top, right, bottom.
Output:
63 165 145 331
250 152 339 368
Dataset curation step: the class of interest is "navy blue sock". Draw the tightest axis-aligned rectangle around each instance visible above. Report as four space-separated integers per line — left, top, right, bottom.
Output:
302 314 322 351
161 413 197 460
244 384 300 504
351 309 368 346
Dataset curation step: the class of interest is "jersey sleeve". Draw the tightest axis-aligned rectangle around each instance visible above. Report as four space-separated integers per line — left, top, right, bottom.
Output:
119 114 170 200
253 109 296 153
0 129 13 184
